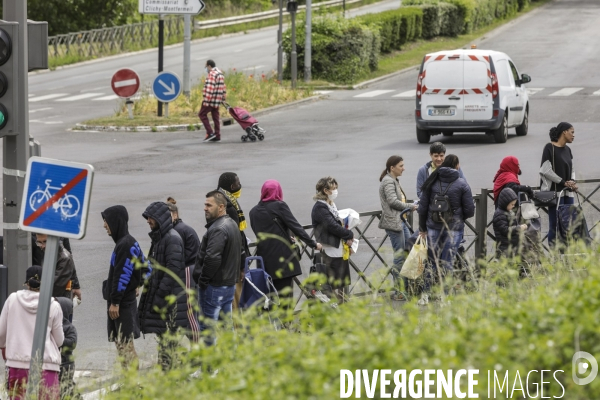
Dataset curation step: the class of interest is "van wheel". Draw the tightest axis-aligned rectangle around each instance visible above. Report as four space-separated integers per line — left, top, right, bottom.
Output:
515 108 528 136
493 113 508 143
416 127 431 144
442 132 454 137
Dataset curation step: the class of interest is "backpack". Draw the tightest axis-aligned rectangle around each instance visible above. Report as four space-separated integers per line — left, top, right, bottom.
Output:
430 181 455 225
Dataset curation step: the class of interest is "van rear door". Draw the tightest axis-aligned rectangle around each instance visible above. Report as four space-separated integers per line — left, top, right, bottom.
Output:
421 54 464 122
462 55 493 121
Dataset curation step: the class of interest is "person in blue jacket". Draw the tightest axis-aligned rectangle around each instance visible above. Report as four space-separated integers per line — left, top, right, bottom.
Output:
416 142 466 200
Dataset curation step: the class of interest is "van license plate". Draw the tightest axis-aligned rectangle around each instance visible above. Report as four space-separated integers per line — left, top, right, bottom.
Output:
429 109 455 116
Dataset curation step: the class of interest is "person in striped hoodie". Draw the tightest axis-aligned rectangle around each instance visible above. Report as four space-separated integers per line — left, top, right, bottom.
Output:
199 59 226 142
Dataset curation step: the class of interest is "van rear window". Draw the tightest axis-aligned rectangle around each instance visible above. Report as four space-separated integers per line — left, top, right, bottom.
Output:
464 61 488 88
424 61 463 89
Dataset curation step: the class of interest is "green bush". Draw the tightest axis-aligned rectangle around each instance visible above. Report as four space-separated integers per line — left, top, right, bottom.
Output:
283 16 380 84
106 245 600 399
357 7 423 53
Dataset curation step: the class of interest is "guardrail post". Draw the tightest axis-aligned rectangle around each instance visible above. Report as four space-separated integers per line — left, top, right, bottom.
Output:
474 189 488 259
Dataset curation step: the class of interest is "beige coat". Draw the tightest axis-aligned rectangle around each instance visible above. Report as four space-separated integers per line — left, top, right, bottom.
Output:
378 173 411 231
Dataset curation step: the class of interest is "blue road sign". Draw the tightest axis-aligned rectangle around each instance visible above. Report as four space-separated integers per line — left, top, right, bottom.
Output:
152 71 182 103
19 157 94 239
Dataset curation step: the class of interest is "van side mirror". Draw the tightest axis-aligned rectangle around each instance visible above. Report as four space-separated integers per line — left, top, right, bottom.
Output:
521 74 531 84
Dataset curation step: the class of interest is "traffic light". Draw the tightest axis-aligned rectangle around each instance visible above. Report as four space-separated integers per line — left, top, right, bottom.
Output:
0 21 19 136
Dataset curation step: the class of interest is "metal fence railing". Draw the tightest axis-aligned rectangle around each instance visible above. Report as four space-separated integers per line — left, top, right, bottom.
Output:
247 179 600 305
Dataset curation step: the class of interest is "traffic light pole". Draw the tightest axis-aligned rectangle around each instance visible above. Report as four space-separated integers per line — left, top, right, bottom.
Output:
157 14 164 117
3 0 32 298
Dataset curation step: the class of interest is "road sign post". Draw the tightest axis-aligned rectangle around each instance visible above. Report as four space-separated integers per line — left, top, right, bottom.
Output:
138 0 205 14
111 69 140 120
19 156 93 397
152 71 182 117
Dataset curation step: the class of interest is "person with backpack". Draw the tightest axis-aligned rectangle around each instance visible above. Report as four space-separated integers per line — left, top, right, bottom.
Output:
416 142 467 200
417 155 474 305
249 180 322 307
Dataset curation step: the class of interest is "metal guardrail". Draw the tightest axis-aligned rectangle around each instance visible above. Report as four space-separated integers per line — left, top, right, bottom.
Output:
47 0 360 62
248 179 600 304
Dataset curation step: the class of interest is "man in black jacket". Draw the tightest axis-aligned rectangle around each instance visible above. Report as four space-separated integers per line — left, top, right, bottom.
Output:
193 190 241 346
138 201 188 370
102 205 144 369
34 233 81 301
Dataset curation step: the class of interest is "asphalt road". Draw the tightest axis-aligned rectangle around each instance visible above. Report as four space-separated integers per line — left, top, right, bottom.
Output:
3 0 600 373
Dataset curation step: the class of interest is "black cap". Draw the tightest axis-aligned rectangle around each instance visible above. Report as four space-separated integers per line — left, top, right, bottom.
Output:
25 265 43 289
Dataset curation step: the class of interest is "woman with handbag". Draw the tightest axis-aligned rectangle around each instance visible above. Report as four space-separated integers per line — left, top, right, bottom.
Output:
311 177 354 303
249 180 321 307
378 155 417 301
539 122 578 247
492 156 533 208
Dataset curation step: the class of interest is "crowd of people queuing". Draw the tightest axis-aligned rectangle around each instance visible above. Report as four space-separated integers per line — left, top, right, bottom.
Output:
0 123 579 398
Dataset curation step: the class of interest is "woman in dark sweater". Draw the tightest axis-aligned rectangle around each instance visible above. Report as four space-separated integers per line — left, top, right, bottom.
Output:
249 180 321 306
311 177 354 302
539 122 577 247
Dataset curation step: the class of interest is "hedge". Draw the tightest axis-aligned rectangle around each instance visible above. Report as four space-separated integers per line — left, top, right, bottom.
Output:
419 2 464 38
357 7 424 53
282 15 380 84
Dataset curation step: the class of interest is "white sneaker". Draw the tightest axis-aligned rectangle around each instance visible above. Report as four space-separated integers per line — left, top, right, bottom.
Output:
417 294 429 306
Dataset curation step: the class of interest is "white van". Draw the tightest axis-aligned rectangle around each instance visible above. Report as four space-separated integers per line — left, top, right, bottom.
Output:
414 49 531 144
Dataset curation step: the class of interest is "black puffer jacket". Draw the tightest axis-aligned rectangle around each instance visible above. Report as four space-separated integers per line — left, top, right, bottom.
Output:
418 167 475 232
493 188 521 256
102 205 144 307
193 215 242 289
172 219 200 267
57 297 77 368
138 202 188 334
311 201 353 248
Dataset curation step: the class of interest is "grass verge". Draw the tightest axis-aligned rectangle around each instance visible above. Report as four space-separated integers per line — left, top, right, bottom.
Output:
81 71 313 128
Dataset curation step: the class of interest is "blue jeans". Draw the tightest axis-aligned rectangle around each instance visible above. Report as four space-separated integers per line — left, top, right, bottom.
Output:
198 285 235 346
386 224 411 292
548 196 575 247
427 228 463 275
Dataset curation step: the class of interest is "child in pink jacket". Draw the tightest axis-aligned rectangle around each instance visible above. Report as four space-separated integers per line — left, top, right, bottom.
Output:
0 265 64 400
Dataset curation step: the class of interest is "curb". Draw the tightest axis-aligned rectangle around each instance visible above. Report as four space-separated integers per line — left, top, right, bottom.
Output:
72 95 324 132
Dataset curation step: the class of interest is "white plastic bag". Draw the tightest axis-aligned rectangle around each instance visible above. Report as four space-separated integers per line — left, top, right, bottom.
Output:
338 209 362 230
400 236 427 280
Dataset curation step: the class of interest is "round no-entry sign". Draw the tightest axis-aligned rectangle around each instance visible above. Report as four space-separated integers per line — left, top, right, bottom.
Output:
111 69 140 98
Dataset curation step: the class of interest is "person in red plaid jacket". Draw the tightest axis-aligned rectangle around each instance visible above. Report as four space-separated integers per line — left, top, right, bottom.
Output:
199 60 226 142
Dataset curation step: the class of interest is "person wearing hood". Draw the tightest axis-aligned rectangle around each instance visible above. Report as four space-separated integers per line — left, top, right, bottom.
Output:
0 265 64 399
166 197 201 342
138 201 188 370
217 172 250 310
250 180 322 306
492 156 533 208
417 155 474 305
416 142 466 200
102 205 145 369
57 297 78 399
493 188 528 258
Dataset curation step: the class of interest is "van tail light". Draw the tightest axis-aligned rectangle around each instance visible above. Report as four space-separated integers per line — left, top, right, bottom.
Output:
416 73 424 99
416 110 421 118
491 73 499 98
493 109 499 117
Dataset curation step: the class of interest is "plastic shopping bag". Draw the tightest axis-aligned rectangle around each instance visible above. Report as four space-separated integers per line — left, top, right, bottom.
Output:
400 236 427 280
338 209 362 230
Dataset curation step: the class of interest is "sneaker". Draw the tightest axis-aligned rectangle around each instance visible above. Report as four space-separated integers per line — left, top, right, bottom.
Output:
213 136 221 142
390 292 407 301
417 293 429 306
203 133 217 142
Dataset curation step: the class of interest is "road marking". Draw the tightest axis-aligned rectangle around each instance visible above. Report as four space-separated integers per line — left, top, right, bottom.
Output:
549 87 583 96
30 107 53 114
243 65 265 71
525 88 544 96
314 90 332 95
82 86 106 92
92 94 119 101
29 94 34 97
593 89 600 96
114 79 137 88
57 93 104 101
30 93 69 102
393 89 416 98
354 90 395 98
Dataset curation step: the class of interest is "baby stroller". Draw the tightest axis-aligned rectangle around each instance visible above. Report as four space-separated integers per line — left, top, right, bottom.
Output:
222 102 265 142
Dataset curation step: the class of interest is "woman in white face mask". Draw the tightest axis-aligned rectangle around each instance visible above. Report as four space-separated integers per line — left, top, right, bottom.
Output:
311 176 354 303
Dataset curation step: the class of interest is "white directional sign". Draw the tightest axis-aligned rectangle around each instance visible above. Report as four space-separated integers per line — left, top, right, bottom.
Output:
139 0 205 15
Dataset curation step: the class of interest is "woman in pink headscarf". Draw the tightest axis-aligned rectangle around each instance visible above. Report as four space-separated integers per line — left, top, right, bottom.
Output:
249 180 322 306
492 156 533 208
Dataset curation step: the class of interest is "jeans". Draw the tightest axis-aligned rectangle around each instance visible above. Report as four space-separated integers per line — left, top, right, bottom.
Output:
198 104 220 136
386 223 411 293
198 284 235 346
547 196 575 247
427 228 463 275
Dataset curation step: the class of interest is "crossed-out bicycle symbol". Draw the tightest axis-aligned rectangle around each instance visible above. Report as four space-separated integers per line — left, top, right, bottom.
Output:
29 179 81 218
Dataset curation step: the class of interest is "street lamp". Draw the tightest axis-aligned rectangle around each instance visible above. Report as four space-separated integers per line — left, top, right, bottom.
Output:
274 0 284 81
287 0 298 89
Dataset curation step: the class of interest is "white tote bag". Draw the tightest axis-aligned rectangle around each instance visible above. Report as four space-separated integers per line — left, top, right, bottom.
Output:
400 236 427 280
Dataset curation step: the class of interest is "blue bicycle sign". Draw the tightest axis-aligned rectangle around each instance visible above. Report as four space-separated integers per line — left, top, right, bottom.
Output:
29 179 81 218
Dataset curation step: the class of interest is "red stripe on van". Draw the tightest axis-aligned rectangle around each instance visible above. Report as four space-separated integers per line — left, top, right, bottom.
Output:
487 69 491 77
483 56 490 63
486 84 493 93
435 54 445 61
468 55 479 61
445 89 454 95
424 55 431 62
472 88 483 94
459 89 469 95
422 85 428 93
432 89 441 94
